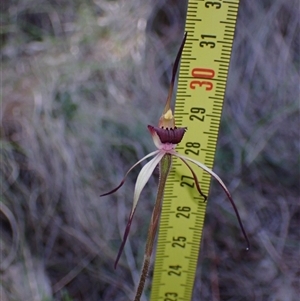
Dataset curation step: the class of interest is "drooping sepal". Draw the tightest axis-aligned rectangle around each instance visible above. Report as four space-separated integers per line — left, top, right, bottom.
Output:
100 150 160 198
169 150 250 251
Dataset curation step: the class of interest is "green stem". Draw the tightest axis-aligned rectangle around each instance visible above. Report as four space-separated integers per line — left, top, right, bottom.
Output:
134 154 172 301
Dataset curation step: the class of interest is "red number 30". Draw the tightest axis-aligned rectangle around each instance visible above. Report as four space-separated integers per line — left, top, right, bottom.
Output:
190 80 213 91
190 68 215 91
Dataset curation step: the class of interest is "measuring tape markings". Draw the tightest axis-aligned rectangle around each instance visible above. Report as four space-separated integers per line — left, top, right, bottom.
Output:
151 0 240 300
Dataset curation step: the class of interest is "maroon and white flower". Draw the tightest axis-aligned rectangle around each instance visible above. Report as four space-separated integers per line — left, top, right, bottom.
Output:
101 33 249 271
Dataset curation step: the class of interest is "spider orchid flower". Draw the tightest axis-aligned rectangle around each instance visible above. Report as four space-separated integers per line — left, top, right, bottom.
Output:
101 33 249 300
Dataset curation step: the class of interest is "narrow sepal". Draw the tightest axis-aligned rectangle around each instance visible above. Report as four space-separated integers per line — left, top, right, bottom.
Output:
178 156 207 201
100 150 160 197
114 152 165 268
163 32 187 115
114 209 136 269
171 151 250 250
132 152 165 216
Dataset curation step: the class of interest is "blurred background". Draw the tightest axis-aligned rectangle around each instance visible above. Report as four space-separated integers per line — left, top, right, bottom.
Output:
1 0 299 300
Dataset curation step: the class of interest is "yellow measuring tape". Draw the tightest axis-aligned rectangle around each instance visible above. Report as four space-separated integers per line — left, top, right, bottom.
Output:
150 1 240 300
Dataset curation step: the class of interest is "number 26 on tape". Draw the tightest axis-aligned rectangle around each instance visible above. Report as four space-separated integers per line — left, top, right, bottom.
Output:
190 67 215 91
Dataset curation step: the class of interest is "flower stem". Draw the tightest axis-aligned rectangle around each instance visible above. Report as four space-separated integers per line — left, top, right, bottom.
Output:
134 154 172 301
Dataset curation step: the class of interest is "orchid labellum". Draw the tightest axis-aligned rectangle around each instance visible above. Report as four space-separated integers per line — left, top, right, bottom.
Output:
101 33 249 301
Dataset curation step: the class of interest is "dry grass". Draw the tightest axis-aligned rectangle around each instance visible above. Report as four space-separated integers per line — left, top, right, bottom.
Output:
1 0 299 300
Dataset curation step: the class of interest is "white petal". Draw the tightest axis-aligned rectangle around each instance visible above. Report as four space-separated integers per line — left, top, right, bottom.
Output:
171 151 250 250
170 151 229 193
131 150 161 169
130 152 165 218
169 151 250 251
100 150 160 197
